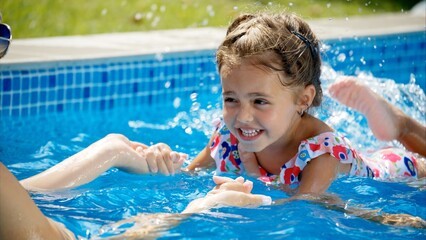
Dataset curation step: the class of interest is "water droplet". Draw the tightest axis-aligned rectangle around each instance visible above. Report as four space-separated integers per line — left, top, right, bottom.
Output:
191 102 200 112
133 12 143 23
151 16 160 27
190 93 198 101
173 97 181 108
409 73 416 84
337 53 346 62
146 12 153 20
185 127 193 135
211 86 219 94
155 52 163 62
201 19 209 26
207 5 214 16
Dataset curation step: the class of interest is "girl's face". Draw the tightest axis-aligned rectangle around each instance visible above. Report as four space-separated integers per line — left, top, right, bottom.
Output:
221 60 301 153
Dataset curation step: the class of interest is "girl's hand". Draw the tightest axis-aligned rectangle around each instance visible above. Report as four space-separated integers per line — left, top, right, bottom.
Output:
238 144 261 177
183 176 271 213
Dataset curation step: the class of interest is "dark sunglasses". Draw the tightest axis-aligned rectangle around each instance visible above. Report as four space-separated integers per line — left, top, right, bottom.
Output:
0 23 12 59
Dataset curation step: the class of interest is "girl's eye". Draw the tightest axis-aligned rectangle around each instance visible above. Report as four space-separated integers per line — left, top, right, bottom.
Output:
254 99 269 105
224 97 237 103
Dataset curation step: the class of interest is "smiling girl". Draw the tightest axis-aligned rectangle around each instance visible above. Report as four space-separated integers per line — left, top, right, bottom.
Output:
184 13 425 194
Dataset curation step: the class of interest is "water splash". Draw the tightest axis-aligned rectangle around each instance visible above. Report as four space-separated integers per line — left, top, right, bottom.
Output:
320 64 425 150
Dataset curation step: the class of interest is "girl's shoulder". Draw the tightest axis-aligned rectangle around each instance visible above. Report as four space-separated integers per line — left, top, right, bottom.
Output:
211 118 230 135
298 131 356 163
304 131 346 143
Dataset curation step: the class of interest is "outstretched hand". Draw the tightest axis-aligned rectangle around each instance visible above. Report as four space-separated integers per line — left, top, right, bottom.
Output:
183 176 271 213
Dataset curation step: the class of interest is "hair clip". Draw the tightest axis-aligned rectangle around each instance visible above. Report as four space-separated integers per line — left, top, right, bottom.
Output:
291 30 318 60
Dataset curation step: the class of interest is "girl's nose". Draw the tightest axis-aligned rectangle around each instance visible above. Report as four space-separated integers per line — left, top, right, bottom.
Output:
236 105 254 123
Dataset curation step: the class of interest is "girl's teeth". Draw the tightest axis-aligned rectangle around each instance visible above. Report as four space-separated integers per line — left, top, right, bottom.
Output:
241 129 260 137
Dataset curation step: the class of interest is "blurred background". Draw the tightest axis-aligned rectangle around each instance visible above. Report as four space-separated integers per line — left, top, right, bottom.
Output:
0 0 423 39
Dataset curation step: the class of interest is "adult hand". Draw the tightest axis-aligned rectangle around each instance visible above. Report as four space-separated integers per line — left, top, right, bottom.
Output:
140 143 187 176
111 135 186 175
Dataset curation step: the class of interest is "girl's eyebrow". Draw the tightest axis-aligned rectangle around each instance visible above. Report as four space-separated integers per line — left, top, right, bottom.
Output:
222 91 235 95
248 92 271 98
222 91 271 98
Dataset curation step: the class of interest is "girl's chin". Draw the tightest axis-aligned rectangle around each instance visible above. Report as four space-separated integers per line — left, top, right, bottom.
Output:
237 142 265 153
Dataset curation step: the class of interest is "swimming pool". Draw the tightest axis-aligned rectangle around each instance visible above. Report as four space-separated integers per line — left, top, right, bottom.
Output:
1 30 425 239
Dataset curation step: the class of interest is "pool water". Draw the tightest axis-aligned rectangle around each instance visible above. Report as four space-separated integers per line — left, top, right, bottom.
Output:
1 65 425 239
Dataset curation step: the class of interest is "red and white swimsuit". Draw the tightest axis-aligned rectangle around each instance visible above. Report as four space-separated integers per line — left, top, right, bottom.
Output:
209 120 419 185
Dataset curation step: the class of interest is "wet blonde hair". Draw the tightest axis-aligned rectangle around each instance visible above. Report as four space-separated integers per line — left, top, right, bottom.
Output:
216 13 322 106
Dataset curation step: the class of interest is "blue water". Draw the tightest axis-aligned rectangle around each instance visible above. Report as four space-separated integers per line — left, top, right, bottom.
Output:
1 65 425 239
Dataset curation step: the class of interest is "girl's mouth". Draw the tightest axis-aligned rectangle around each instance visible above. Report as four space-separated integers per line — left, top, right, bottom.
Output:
238 128 263 140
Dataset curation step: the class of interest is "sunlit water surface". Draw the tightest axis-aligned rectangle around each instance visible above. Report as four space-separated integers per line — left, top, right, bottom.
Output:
1 65 425 239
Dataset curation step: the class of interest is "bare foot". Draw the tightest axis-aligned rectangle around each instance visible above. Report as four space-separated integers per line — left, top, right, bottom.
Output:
328 77 406 141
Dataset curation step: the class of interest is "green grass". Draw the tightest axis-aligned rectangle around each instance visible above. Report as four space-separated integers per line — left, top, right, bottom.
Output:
1 0 421 39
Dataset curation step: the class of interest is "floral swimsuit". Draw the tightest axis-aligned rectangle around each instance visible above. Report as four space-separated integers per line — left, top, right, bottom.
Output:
209 120 419 185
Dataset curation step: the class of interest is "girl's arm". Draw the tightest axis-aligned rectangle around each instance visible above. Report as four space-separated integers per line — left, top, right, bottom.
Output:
275 154 426 228
184 135 216 172
109 176 271 238
297 154 340 194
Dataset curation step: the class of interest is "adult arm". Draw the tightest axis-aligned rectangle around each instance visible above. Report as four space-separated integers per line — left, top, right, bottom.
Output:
0 162 75 240
20 134 185 191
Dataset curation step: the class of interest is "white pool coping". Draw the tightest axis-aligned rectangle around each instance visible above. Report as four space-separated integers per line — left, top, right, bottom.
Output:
1 13 425 65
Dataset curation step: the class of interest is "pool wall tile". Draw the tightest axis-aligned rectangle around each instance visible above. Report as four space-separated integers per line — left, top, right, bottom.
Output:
1 32 425 118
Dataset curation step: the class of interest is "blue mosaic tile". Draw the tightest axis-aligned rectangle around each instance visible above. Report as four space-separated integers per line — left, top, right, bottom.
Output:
3 78 11 91
0 33 423 118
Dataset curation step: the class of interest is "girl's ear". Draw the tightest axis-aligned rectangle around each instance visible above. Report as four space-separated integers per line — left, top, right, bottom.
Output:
299 84 316 107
